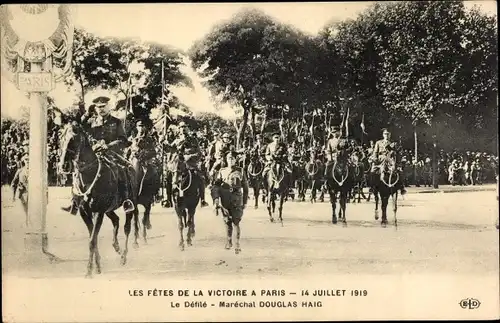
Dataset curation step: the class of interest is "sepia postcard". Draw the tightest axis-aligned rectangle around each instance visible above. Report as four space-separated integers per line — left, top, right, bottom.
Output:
1 2 499 322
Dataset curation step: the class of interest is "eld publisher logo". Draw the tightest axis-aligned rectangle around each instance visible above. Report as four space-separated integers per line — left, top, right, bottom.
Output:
459 298 481 310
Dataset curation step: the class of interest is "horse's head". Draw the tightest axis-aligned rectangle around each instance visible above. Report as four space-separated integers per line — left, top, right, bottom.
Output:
58 121 87 173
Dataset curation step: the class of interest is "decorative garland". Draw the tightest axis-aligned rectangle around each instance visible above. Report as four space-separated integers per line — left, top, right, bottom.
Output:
0 5 74 83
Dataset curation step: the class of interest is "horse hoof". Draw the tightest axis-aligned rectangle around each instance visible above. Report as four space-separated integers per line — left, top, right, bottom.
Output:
120 256 127 266
187 241 193 247
146 224 152 230
143 239 148 245
133 242 139 249
332 218 337 224
270 218 274 223
85 273 93 279
96 268 102 274
235 248 241 254
254 205 258 209
179 244 185 251
113 244 121 254
342 221 347 227
225 243 232 250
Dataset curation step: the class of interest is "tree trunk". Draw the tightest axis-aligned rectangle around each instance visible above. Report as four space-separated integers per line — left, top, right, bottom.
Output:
414 125 418 186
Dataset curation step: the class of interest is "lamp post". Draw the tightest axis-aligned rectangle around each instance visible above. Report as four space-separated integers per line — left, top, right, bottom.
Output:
1 5 74 260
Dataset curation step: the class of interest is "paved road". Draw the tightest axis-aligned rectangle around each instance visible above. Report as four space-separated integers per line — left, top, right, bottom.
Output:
2 185 498 280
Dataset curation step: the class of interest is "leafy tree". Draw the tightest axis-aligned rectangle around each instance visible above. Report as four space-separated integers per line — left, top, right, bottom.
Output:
68 29 125 101
189 8 277 148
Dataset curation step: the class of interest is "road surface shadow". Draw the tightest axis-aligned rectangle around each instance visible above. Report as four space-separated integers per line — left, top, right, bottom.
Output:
291 217 486 231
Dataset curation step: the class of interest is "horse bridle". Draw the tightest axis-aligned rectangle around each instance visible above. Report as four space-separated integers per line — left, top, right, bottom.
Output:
380 158 399 188
247 158 263 176
270 161 285 188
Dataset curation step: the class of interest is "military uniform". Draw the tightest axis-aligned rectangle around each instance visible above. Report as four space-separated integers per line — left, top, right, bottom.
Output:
169 122 208 206
262 136 292 189
62 94 135 215
11 155 29 201
210 160 249 224
171 133 203 169
371 139 399 167
209 138 231 178
82 114 128 154
324 127 341 176
371 129 406 194
128 121 159 191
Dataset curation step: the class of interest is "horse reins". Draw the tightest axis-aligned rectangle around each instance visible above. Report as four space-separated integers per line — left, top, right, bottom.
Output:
306 161 319 176
332 159 349 186
270 163 285 189
247 159 263 177
176 168 192 197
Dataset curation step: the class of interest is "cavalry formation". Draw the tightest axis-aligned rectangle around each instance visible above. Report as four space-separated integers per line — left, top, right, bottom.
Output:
15 92 408 278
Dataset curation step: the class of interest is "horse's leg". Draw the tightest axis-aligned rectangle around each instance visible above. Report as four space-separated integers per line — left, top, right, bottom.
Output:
186 207 195 247
310 179 316 203
319 181 325 202
381 194 389 227
165 174 173 208
86 212 101 278
374 189 380 220
278 194 285 226
340 190 348 226
267 188 274 223
133 208 140 249
392 191 398 229
106 211 121 254
253 183 259 209
121 211 133 265
177 207 186 251
142 204 152 244
93 212 105 275
225 215 233 250
329 185 338 224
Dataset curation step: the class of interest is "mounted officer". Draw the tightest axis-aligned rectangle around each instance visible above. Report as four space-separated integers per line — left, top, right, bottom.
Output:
127 120 159 189
168 121 209 207
253 133 264 157
61 92 135 214
209 132 233 181
324 125 342 176
371 128 406 195
262 132 292 179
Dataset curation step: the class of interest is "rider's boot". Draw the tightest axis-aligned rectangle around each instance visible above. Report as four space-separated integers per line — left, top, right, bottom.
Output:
61 197 78 215
120 169 135 213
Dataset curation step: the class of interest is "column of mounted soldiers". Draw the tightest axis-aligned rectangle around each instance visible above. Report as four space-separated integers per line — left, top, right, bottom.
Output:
42 90 409 216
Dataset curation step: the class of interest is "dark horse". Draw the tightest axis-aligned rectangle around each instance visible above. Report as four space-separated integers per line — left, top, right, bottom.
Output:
264 161 291 225
370 150 400 228
349 146 369 204
325 140 355 225
305 156 325 204
58 121 139 278
245 152 265 209
169 154 202 250
131 155 162 244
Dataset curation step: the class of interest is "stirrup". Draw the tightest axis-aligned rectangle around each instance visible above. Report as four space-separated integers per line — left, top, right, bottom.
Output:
122 199 135 212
